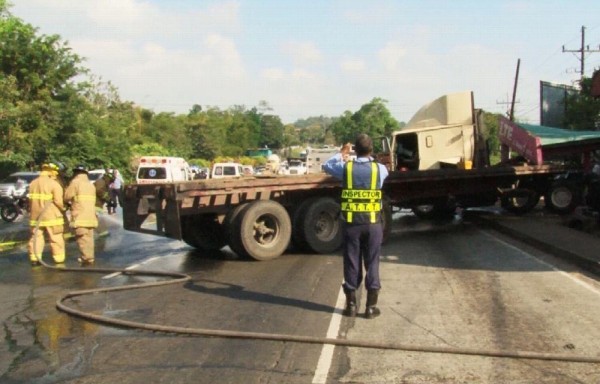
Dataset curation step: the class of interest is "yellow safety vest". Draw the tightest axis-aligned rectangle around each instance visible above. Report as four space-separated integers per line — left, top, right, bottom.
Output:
341 161 382 224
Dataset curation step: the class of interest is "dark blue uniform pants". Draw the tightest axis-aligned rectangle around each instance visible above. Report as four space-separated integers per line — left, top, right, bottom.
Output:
342 222 383 292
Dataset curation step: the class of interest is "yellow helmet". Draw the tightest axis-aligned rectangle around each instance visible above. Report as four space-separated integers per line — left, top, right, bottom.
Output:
41 162 60 172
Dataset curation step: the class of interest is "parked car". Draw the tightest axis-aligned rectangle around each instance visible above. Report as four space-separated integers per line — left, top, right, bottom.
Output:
287 159 307 175
88 169 106 183
211 162 244 179
0 171 39 198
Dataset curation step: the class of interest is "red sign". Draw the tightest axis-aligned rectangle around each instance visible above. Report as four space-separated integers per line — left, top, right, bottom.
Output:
498 116 543 164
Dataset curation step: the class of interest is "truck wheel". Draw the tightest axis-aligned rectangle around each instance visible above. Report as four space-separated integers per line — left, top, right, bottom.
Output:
180 214 227 251
231 200 291 261
412 200 454 219
224 203 251 258
412 204 436 219
500 188 540 215
293 197 341 254
0 204 19 222
545 181 582 214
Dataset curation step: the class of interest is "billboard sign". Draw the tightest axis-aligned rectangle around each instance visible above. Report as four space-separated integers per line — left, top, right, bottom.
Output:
540 81 577 128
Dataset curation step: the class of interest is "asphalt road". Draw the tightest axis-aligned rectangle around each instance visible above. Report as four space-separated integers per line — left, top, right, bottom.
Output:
1 210 600 383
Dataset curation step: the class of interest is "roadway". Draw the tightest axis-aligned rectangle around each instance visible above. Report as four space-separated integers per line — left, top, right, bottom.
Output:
1 207 600 383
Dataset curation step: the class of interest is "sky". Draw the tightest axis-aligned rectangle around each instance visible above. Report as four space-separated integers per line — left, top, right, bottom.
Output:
11 0 600 125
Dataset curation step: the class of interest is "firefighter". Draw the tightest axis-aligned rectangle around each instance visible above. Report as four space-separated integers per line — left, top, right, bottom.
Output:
323 134 389 318
28 162 66 266
64 165 98 265
94 169 114 214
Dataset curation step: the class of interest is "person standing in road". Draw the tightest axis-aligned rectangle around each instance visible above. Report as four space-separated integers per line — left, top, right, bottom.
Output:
323 134 389 319
94 170 114 214
28 162 66 266
64 165 98 265
109 169 123 214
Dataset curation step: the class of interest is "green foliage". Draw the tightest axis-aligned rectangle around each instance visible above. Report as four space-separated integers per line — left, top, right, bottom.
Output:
564 76 600 130
482 111 502 156
330 98 400 151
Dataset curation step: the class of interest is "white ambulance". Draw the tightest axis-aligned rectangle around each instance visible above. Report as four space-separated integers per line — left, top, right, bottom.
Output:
136 156 193 184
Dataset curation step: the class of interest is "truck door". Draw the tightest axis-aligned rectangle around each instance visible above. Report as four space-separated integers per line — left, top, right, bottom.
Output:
394 133 419 171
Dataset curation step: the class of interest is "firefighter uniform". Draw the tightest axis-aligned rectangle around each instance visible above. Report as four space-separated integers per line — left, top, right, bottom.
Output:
28 164 66 265
64 167 98 264
94 171 113 213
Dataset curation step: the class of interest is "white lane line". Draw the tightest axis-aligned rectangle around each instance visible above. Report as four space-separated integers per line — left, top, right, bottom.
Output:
481 230 600 295
102 256 161 279
312 285 346 384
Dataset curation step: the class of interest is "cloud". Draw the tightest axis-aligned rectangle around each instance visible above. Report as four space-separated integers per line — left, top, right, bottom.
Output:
340 58 366 72
281 41 323 66
15 0 241 43
378 42 408 71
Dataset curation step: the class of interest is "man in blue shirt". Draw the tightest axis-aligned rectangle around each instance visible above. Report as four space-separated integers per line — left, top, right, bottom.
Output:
323 134 389 319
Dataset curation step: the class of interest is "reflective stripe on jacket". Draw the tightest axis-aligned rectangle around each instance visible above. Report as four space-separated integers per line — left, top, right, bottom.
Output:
341 161 382 224
65 173 98 228
28 172 65 227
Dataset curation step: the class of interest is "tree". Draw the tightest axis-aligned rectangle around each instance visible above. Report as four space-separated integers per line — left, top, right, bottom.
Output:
564 76 600 130
330 98 399 150
260 114 284 149
0 4 85 168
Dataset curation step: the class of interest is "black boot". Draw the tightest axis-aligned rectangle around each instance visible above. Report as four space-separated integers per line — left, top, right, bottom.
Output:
343 290 357 317
365 289 381 319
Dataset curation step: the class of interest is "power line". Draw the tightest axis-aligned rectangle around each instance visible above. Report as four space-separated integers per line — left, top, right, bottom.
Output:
562 25 600 81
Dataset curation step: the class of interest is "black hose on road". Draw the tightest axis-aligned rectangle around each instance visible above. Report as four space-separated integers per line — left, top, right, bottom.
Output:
47 260 600 364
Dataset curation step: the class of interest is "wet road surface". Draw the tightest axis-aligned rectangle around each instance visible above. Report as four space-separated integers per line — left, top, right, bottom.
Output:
1 209 600 383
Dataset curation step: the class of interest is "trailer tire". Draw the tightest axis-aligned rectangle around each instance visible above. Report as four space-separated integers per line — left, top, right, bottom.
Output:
292 197 341 254
545 181 582 214
412 200 454 219
500 188 540 215
180 214 227 251
225 203 251 258
231 200 291 261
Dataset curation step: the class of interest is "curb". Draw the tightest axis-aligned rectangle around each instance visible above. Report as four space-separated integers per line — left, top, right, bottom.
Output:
472 214 600 276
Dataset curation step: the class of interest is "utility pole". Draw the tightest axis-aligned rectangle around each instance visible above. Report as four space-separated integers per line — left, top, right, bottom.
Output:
496 59 521 120
509 58 520 121
562 25 600 81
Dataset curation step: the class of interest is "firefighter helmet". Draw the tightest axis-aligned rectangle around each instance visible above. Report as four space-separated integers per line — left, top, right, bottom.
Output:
73 164 89 174
41 162 60 172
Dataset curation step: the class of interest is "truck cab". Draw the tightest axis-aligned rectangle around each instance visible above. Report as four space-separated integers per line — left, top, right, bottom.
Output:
388 91 488 171
136 156 193 184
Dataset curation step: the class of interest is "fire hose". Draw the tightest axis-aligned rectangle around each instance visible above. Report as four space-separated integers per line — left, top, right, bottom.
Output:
29 208 600 365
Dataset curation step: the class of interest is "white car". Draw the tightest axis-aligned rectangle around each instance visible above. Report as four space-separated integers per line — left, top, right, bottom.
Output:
0 171 40 197
287 160 307 175
88 169 106 183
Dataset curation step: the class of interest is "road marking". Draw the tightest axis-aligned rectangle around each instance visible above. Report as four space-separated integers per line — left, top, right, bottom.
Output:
102 256 160 279
312 285 345 384
482 230 600 295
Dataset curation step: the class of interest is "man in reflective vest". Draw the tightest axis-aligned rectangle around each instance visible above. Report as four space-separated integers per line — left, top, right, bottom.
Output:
28 162 66 265
323 134 389 319
64 165 98 265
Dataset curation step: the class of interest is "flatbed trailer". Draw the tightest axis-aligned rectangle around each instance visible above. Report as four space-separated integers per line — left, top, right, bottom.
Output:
122 162 572 260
